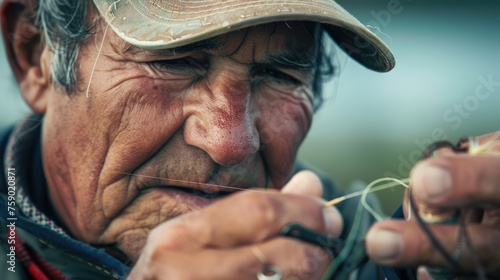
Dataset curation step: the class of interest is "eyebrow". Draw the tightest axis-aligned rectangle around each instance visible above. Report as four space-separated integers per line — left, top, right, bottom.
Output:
121 38 222 58
121 38 316 73
262 48 316 71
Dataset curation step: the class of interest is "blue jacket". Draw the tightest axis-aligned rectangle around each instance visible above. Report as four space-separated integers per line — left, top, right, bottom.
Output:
0 119 129 279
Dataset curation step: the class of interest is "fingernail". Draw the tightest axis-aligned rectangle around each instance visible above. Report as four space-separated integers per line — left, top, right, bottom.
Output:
322 206 343 237
281 171 323 198
413 165 452 202
366 229 403 263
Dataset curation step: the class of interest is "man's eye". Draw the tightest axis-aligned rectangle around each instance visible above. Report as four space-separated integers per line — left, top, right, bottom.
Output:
252 68 301 90
150 58 205 74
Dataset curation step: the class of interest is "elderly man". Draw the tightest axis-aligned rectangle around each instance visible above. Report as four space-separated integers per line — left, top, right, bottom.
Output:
0 0 393 279
2 0 499 280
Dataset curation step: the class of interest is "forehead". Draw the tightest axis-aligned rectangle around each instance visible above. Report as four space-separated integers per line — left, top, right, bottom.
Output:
118 21 321 60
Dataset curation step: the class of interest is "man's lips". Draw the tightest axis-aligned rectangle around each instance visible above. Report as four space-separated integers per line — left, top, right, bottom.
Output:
141 178 241 196
157 186 233 199
140 184 234 209
141 179 239 201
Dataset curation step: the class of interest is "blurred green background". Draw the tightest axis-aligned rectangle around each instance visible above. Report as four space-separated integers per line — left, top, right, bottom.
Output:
1 0 499 214
298 0 500 214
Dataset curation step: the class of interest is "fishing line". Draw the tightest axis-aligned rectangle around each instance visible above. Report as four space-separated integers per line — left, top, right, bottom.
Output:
85 14 112 98
109 172 412 279
320 177 411 279
469 132 500 155
322 134 500 279
360 177 410 222
325 178 410 221
408 188 462 271
461 217 487 280
365 25 393 44
110 132 499 279
321 188 365 280
110 171 270 193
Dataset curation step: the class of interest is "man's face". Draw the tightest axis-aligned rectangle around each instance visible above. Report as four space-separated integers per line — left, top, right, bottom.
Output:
41 20 319 260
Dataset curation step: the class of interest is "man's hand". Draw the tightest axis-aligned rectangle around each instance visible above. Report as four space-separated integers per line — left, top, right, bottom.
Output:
366 132 500 278
127 171 343 280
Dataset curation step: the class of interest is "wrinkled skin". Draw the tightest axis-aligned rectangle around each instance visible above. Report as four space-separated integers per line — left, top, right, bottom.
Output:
43 20 322 260
366 132 500 278
128 171 343 279
1 0 345 275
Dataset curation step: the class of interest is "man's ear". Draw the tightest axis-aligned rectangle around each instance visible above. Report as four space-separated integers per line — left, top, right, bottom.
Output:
1 0 49 114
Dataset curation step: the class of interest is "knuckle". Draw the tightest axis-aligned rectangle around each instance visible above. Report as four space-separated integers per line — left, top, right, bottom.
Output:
476 231 500 273
410 230 435 264
140 233 193 280
477 159 500 197
237 191 281 228
307 202 328 232
287 244 325 279
148 223 189 251
289 197 326 232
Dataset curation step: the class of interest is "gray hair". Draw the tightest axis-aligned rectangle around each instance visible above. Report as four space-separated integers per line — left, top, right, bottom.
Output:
35 1 334 110
36 0 92 92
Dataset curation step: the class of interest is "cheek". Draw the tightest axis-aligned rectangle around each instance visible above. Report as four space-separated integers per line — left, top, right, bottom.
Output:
43 77 187 211
261 102 311 153
90 78 188 184
258 87 313 145
256 90 313 187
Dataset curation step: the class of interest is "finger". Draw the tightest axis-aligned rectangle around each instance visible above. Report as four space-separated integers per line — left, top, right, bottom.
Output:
431 147 455 157
483 208 500 225
366 220 500 275
280 171 342 237
129 240 260 280
409 154 500 208
250 237 331 280
151 191 343 249
281 170 323 198
416 266 433 280
457 132 500 152
469 132 500 154
402 146 456 219
130 237 331 280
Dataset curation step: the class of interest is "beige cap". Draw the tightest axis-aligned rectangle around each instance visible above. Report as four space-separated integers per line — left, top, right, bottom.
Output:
93 0 395 72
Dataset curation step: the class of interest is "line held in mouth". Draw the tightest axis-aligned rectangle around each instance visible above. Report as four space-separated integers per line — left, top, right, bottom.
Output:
112 170 270 194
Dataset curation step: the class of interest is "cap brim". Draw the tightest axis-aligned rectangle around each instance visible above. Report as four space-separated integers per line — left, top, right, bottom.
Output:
93 0 395 72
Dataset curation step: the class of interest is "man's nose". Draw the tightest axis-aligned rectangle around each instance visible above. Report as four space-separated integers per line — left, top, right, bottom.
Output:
183 71 260 166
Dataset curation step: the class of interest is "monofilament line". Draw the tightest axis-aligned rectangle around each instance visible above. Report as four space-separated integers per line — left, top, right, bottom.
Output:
110 171 269 193
85 19 111 98
324 177 410 221
321 177 410 279
324 178 409 207
365 25 393 43
360 177 410 222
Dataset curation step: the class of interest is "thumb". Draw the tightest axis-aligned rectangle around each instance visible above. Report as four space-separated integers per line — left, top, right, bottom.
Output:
281 170 323 198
